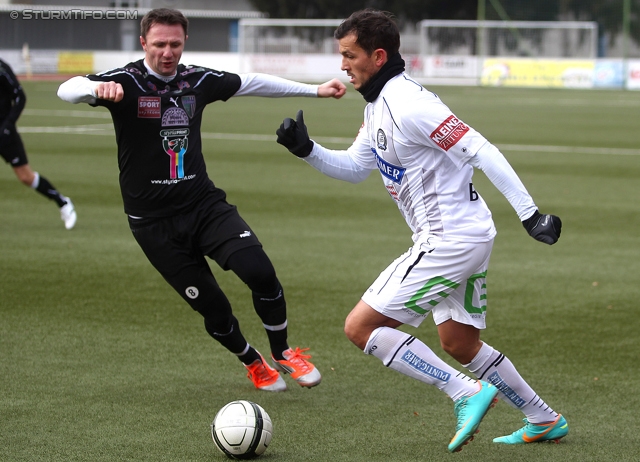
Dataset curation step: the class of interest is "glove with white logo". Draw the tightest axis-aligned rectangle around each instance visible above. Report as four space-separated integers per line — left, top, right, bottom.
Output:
276 109 314 158
522 210 562 245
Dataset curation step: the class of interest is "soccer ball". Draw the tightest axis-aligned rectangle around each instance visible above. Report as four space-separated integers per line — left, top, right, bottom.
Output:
211 400 273 459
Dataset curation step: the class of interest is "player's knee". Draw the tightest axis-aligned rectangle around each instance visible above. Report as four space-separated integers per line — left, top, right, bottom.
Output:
440 338 477 365
228 247 278 293
204 313 234 337
344 315 368 350
238 261 275 291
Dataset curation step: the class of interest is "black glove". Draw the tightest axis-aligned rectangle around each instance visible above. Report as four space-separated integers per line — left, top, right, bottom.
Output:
276 109 314 158
522 210 562 245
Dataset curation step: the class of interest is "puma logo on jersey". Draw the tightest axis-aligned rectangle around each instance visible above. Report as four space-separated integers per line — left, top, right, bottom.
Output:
169 97 179 107
239 231 251 238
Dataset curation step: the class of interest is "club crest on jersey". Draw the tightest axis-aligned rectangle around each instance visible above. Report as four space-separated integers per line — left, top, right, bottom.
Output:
162 107 189 126
138 97 161 118
182 95 196 118
430 115 470 151
374 150 405 184
376 129 387 151
160 128 189 179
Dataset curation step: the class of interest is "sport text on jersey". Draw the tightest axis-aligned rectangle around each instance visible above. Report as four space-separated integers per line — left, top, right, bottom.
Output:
138 97 160 118
430 115 470 151
374 150 405 184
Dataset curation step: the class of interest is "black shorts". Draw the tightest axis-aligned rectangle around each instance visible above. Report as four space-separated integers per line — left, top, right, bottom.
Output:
0 126 28 167
128 189 263 279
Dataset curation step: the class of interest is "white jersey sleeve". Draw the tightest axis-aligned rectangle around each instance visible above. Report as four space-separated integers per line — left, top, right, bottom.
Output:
235 73 318 97
57 76 98 104
304 118 375 183
468 143 537 221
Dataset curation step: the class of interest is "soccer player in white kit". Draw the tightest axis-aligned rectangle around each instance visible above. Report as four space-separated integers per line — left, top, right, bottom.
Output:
276 9 568 453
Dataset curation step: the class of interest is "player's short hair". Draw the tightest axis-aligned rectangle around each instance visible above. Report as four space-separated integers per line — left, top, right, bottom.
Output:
334 9 400 57
140 8 189 39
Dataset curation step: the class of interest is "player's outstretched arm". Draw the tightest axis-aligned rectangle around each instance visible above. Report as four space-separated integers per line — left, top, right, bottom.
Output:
235 73 344 99
317 78 346 99
58 76 124 104
276 109 372 184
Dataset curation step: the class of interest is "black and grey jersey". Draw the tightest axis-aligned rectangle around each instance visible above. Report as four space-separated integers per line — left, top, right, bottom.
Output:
87 59 242 217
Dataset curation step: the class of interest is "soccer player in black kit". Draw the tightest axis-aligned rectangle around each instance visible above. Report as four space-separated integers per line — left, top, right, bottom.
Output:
0 58 77 229
58 8 346 391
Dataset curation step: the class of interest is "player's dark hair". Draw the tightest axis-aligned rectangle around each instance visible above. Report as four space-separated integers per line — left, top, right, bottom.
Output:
334 9 400 57
140 8 189 39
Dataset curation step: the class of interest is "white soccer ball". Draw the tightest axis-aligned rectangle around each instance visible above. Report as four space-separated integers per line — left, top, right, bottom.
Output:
211 400 273 460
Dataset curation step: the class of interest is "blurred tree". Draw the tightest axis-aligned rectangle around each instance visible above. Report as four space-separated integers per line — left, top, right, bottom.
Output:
248 0 639 48
247 0 478 23
484 0 560 20
564 0 640 49
246 0 564 21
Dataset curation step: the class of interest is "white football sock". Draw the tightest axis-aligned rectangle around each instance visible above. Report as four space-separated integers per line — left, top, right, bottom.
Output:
365 326 478 401
464 342 558 423
30 172 40 189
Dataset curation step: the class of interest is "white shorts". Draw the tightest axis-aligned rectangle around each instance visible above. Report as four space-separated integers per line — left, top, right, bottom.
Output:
361 238 493 329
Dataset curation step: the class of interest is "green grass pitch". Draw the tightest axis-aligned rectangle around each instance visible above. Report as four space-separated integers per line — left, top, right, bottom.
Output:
1 80 639 461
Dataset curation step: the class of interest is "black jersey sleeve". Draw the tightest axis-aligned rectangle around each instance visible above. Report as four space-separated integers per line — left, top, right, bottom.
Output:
189 68 241 105
0 59 26 130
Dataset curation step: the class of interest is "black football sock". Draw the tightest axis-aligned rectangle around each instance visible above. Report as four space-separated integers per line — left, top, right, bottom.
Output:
237 347 261 366
33 173 66 207
205 315 260 365
265 326 289 361
252 284 289 360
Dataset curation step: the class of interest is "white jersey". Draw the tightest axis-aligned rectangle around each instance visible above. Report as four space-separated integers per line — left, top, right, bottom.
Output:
310 73 497 243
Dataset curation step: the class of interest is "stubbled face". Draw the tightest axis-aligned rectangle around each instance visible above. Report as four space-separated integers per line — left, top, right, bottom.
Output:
140 23 186 76
338 33 380 90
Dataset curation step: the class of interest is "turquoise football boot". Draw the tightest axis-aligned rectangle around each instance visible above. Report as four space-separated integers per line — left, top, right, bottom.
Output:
448 381 499 452
493 414 568 444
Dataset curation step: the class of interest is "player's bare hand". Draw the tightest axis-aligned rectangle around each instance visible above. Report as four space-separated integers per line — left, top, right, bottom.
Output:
317 78 346 99
95 82 124 102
